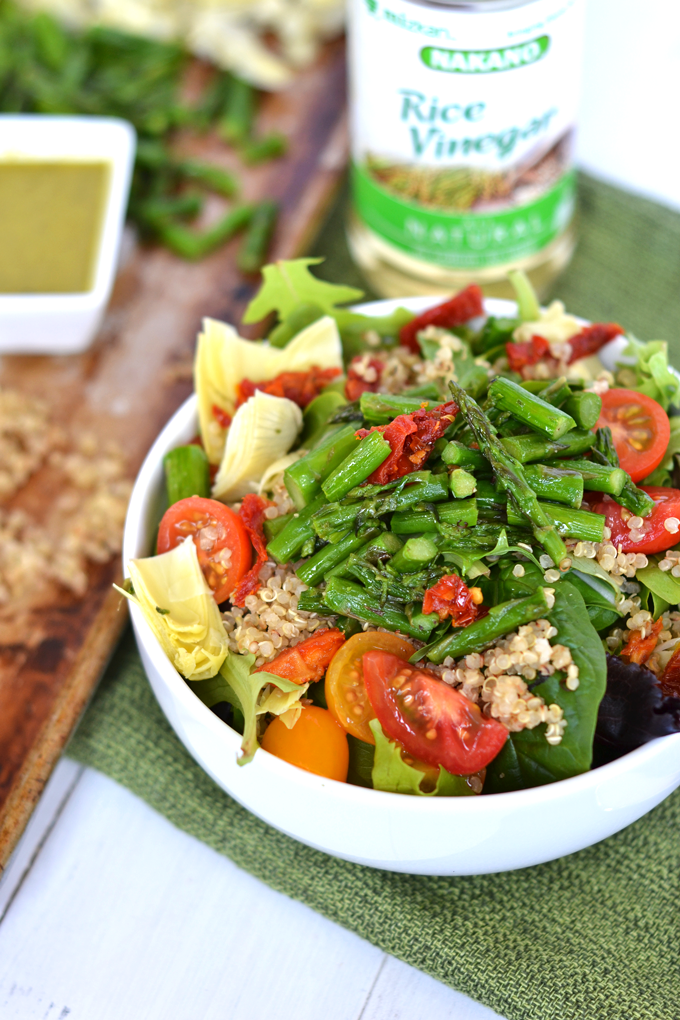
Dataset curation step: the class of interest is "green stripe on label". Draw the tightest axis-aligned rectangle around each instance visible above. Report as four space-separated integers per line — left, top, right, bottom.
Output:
352 163 576 269
421 35 550 74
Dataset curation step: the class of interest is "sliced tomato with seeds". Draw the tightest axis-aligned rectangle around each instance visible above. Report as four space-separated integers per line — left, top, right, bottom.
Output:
362 651 508 775
324 631 416 743
157 496 251 603
596 388 670 483
590 487 680 554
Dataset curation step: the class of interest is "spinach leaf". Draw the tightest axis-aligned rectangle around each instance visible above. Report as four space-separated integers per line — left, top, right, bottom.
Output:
636 562 680 607
565 572 621 630
496 558 545 602
484 582 606 793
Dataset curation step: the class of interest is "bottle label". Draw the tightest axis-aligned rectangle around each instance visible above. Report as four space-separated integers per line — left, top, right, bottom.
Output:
348 0 584 269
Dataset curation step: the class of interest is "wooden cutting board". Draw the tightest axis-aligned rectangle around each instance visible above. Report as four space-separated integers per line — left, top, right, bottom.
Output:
0 39 348 870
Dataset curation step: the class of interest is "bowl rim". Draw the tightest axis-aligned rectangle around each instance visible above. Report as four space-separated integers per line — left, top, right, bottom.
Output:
123 294 680 811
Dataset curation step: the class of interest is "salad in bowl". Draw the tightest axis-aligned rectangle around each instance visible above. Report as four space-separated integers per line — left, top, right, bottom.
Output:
120 259 680 872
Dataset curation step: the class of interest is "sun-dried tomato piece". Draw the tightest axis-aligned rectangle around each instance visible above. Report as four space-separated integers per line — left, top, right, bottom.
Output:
659 642 680 697
399 284 484 353
345 357 385 402
621 618 663 666
356 400 458 484
235 366 342 410
505 334 551 373
567 323 622 364
254 628 346 683
231 494 274 607
212 404 232 429
422 574 482 625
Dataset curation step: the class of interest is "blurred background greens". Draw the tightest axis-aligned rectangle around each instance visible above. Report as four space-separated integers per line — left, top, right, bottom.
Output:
0 0 340 265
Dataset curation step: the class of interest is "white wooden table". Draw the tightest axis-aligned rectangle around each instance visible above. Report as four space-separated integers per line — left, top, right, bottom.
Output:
2 3 679 1016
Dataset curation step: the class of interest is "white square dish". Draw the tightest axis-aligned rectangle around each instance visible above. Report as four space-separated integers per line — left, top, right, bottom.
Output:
0 115 136 355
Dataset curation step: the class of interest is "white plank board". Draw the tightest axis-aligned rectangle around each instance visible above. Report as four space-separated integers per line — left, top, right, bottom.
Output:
0 768 503 1020
0 758 83 920
362 957 502 1020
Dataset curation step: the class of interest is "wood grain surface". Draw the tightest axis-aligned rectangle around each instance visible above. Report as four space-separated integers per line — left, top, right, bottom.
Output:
0 39 348 871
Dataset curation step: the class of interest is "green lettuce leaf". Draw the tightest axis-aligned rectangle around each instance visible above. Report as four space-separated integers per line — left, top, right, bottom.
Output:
484 581 606 793
369 719 477 797
565 571 621 632
242 259 414 360
616 335 680 411
567 555 621 595
441 549 490 579
417 330 487 397
243 258 364 324
193 653 307 765
635 562 680 607
642 416 680 485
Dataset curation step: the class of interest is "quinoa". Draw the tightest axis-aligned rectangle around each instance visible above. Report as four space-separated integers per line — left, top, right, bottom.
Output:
379 330 492 394
431 619 572 745
0 388 63 499
0 392 132 606
222 560 332 668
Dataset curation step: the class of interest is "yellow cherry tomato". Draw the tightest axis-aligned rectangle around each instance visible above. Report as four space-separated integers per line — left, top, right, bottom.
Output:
324 631 415 744
261 705 349 782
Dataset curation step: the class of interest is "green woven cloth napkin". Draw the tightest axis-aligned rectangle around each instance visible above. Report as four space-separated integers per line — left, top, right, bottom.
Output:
69 174 680 1020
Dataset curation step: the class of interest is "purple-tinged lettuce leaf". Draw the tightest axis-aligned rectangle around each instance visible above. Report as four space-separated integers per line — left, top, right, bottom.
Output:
595 655 680 760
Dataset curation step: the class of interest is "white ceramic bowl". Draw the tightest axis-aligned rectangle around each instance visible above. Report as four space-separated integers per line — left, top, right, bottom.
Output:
0 115 135 355
123 297 680 875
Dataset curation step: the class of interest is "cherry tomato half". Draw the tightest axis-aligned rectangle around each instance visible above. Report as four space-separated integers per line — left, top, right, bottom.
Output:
261 706 349 782
362 651 508 775
596 388 670 483
324 631 415 744
591 487 680 554
157 496 251 603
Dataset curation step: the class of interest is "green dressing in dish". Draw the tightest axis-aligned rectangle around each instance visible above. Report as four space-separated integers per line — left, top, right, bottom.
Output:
0 160 110 294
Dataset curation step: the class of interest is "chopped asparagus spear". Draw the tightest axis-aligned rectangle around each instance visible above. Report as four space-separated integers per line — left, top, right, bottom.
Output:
449 380 567 566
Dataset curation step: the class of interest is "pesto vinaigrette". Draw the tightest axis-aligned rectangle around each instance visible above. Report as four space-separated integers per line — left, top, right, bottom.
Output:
347 0 585 298
0 160 110 294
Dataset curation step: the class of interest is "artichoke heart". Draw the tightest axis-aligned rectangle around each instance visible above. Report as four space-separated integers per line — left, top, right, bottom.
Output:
195 314 342 464
119 537 229 681
212 391 302 502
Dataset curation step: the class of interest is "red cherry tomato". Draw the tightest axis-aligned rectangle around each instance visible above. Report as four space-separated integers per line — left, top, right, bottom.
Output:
590 487 680 554
596 389 670 483
362 651 507 775
157 496 252 603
